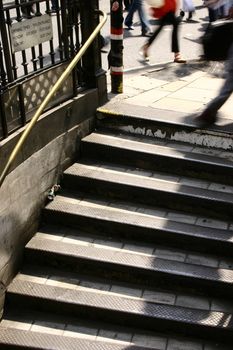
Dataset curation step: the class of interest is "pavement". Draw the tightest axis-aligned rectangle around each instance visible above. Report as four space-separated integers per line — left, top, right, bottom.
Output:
106 58 233 127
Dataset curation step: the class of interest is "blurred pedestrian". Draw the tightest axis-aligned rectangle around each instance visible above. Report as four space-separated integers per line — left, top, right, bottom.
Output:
140 0 186 62
124 0 133 10
196 2 233 125
124 0 152 36
51 0 59 12
20 0 35 17
203 0 229 22
180 0 195 21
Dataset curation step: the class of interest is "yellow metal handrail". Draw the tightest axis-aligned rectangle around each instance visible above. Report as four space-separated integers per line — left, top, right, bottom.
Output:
0 10 107 188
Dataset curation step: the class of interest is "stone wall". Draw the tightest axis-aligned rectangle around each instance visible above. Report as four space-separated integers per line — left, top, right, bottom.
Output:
0 89 99 316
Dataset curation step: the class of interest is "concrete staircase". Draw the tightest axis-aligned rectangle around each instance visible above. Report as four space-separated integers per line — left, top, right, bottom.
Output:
1 102 233 350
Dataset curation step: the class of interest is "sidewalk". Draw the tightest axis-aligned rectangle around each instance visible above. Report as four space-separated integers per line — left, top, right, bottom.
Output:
106 59 233 125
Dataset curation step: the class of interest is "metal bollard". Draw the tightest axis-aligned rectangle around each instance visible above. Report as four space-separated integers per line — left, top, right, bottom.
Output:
109 0 124 93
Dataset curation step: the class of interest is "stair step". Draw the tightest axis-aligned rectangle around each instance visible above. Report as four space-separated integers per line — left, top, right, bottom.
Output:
15 262 233 314
96 102 233 150
6 278 233 343
3 266 233 349
0 309 180 350
34 226 233 272
24 234 233 296
1 321 232 350
43 196 233 256
0 327 155 350
62 162 233 219
81 132 233 185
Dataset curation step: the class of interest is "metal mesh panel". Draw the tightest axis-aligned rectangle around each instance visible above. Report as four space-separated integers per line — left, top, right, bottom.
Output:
23 63 73 121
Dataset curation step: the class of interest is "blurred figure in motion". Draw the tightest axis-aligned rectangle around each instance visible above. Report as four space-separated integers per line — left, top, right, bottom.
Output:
124 0 152 36
20 0 35 17
180 0 196 21
124 0 133 10
203 0 229 22
196 1 233 125
140 0 186 62
51 0 59 12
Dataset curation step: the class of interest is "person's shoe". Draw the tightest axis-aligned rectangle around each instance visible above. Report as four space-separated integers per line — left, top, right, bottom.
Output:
125 24 134 30
21 10 32 18
139 44 150 61
174 53 186 63
51 7 59 13
180 10 185 17
141 30 153 37
186 18 198 22
196 110 218 126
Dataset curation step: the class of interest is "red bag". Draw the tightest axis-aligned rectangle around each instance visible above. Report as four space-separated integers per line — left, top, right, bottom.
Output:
150 0 176 18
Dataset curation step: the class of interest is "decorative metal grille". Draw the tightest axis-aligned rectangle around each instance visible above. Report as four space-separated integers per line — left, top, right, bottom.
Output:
0 0 102 140
23 62 73 121
0 0 78 82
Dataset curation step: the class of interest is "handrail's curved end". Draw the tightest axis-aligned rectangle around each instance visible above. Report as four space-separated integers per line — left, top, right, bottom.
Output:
97 9 108 24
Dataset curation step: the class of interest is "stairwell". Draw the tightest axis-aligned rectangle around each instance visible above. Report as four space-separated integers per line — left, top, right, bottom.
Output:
0 101 233 350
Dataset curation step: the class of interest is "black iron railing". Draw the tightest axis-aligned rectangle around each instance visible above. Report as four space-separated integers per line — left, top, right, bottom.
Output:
0 0 103 139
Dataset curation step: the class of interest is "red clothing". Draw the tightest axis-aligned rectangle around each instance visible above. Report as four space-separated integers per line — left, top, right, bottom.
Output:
150 0 177 18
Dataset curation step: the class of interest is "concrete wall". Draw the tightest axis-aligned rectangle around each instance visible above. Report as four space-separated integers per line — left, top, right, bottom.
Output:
0 89 99 315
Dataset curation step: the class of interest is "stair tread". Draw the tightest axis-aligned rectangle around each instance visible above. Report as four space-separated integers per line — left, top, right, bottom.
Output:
34 228 233 270
7 278 233 331
83 132 233 167
0 327 155 350
64 162 233 204
15 263 233 313
25 235 233 285
96 103 233 136
1 318 232 350
44 196 233 244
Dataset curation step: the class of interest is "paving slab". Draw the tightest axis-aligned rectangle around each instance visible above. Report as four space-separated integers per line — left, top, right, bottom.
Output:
107 59 233 123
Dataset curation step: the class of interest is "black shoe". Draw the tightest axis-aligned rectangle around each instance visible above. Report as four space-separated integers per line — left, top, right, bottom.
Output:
125 25 134 30
180 10 185 17
51 7 59 13
141 30 152 37
21 10 32 18
196 111 218 126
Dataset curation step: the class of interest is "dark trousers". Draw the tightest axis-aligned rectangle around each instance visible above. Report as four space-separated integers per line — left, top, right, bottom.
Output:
124 0 132 10
51 0 59 10
20 0 35 15
204 44 233 114
148 12 180 53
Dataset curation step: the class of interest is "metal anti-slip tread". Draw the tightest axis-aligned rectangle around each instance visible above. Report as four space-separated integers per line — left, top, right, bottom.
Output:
64 163 233 207
43 198 233 254
25 236 233 286
0 327 154 350
7 279 233 334
82 132 233 169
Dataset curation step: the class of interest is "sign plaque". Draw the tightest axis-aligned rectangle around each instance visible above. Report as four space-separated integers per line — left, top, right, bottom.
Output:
10 14 53 53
